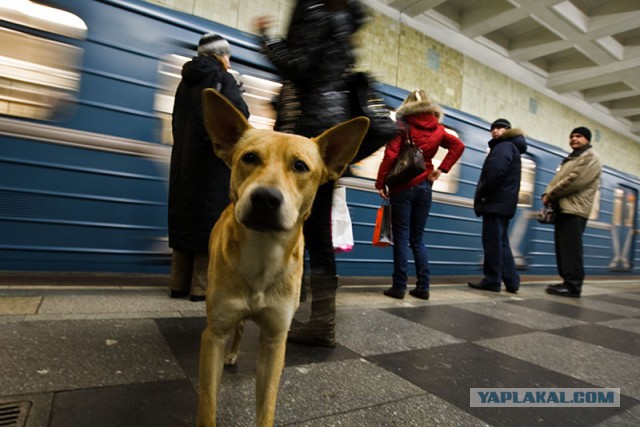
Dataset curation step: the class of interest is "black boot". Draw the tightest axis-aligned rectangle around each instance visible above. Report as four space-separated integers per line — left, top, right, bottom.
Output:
288 275 337 348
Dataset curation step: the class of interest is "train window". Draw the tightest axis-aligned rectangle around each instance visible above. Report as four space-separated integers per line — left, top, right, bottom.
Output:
0 2 86 121
518 157 536 207
154 54 281 144
589 189 601 220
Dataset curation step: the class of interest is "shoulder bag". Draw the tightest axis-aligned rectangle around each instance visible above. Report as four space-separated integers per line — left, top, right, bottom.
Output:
345 71 398 163
384 124 426 187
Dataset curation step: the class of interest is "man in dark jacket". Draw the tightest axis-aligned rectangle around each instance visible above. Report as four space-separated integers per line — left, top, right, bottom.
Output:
169 33 250 301
254 0 366 347
469 118 527 293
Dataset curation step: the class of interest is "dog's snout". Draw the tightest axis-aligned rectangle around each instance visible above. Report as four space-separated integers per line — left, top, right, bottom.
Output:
251 187 283 211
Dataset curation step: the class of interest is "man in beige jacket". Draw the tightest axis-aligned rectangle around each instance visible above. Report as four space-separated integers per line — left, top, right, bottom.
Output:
542 127 602 298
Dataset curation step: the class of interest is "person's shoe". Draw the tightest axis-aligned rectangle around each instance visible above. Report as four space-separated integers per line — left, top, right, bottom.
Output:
409 289 430 300
545 284 580 298
383 287 405 299
189 294 206 302
287 321 335 348
546 283 564 291
467 282 500 292
170 289 189 299
505 287 519 294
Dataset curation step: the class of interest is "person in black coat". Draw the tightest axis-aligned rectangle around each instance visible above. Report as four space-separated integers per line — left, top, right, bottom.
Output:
169 33 250 301
254 0 367 347
469 118 527 293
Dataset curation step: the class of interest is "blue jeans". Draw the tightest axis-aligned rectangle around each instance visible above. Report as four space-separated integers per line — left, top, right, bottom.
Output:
390 181 432 291
481 214 520 290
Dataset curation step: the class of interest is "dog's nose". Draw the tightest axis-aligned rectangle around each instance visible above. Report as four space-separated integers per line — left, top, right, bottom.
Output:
250 187 283 212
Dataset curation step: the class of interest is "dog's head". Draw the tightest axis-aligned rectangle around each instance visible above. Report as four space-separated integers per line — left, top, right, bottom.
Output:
202 89 369 232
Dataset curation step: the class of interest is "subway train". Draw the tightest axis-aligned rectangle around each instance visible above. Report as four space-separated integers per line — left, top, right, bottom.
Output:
1 0 638 278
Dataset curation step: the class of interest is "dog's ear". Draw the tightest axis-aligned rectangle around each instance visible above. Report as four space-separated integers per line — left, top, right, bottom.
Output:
314 117 370 181
202 88 251 165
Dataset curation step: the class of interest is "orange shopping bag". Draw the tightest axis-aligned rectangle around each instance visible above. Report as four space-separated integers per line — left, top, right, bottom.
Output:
372 201 393 247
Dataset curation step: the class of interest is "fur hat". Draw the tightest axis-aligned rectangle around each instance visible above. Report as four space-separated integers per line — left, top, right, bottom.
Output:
197 33 230 57
491 118 511 129
395 90 443 121
570 126 591 141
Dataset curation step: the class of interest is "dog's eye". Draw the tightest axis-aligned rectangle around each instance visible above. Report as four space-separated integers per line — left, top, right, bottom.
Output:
292 160 309 173
241 152 260 165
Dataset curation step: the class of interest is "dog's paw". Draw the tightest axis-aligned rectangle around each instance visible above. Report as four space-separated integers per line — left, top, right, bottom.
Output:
224 352 239 366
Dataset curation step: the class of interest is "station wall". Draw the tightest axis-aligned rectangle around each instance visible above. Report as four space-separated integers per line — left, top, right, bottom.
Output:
145 0 640 176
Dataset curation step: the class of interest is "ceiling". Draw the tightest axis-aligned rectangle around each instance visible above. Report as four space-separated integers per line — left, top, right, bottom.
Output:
369 0 640 142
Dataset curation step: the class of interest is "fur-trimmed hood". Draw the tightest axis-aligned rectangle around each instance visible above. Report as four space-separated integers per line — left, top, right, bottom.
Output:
489 128 527 154
396 99 444 122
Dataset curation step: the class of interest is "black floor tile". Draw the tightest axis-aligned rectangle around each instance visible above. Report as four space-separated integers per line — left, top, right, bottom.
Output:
549 324 640 357
155 317 206 379
50 379 197 427
385 305 534 341
506 298 624 322
369 342 637 427
155 317 359 379
585 293 640 309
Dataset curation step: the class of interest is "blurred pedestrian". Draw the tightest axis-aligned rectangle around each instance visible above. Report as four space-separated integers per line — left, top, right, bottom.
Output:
468 118 527 293
544 127 601 298
254 0 367 347
168 33 250 301
375 90 465 300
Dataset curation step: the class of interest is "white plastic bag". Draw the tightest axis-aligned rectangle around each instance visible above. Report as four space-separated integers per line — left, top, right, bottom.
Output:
331 186 354 253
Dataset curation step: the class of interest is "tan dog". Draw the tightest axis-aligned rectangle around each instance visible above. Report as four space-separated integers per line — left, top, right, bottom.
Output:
196 88 369 427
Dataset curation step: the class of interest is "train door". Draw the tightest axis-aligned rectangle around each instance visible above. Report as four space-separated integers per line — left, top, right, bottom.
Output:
609 186 637 271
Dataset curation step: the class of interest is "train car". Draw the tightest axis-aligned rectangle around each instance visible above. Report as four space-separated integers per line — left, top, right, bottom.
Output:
1 0 638 278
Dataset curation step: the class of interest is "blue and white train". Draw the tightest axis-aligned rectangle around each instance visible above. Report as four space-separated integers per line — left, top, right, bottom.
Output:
0 0 638 278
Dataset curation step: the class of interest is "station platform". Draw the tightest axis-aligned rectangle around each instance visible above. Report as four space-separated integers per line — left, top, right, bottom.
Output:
1 276 639 426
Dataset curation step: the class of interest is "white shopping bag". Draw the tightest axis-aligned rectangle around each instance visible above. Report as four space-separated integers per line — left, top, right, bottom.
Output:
331 186 354 253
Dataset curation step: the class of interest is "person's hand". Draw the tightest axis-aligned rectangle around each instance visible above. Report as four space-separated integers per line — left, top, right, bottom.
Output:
542 194 550 206
378 188 389 200
428 169 442 181
253 16 273 34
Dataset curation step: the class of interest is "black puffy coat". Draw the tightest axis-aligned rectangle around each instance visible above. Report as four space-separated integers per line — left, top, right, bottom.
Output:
473 128 527 218
261 0 366 137
169 55 249 252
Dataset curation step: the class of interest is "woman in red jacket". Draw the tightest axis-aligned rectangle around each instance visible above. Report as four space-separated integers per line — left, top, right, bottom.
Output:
375 90 465 300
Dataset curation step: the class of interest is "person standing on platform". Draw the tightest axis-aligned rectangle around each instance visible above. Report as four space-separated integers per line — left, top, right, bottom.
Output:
544 127 601 298
168 33 250 301
254 0 367 347
376 90 465 301
468 118 527 294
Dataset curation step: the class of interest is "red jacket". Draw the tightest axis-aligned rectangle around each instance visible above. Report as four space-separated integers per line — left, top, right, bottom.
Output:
375 112 465 194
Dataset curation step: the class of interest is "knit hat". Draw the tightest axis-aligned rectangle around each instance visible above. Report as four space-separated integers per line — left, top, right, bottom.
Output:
490 118 511 129
197 33 230 57
570 126 591 141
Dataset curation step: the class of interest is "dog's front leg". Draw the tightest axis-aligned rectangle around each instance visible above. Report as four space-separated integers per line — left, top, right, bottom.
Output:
196 325 228 427
255 329 288 427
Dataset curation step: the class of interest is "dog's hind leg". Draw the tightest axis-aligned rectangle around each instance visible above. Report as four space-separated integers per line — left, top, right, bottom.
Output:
196 325 228 427
224 320 245 366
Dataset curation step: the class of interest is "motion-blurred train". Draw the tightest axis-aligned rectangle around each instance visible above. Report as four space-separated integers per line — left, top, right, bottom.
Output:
1 0 638 278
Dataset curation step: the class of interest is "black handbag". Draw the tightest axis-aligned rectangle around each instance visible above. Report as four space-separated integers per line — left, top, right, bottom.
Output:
536 206 556 224
384 126 426 187
345 71 398 163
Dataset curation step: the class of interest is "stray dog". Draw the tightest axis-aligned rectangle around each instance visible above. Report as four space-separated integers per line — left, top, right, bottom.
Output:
196 88 369 427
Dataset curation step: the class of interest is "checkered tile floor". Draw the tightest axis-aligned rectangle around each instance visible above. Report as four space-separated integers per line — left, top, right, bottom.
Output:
1 280 639 426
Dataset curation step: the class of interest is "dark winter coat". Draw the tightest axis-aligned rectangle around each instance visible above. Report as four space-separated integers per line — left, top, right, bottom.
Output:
375 99 465 195
261 0 366 137
169 55 249 252
473 128 527 218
